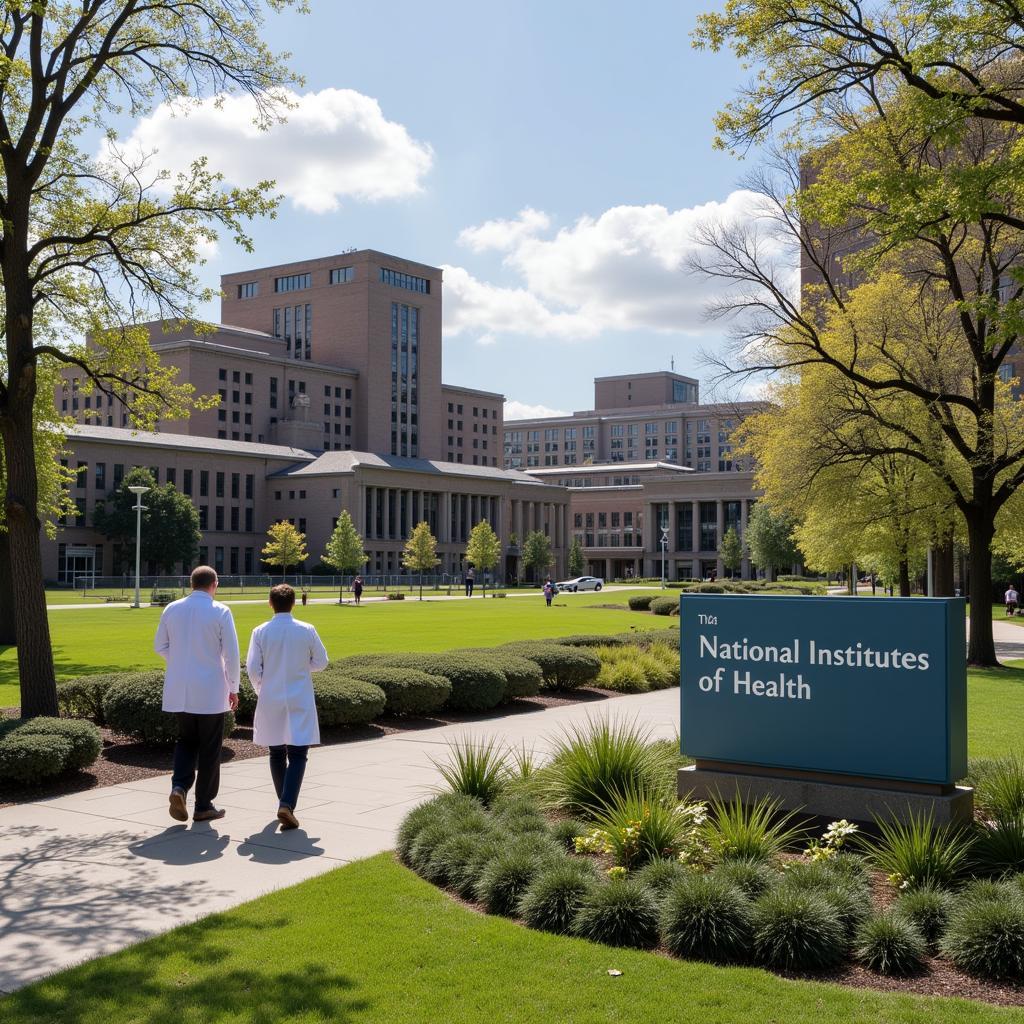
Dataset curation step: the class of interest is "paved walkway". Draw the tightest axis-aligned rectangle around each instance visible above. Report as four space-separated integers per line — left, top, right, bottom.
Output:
0 687 679 993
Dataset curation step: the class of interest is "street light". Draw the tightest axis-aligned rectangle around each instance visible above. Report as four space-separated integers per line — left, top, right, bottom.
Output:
128 485 149 609
660 525 669 590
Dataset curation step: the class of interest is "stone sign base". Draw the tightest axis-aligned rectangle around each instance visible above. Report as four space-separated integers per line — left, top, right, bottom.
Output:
678 763 974 829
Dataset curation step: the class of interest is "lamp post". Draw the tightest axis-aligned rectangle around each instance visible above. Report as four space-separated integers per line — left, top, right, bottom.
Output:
128 485 149 608
660 525 669 589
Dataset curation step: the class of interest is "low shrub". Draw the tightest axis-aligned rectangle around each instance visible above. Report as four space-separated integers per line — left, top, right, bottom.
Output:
861 811 974 890
313 676 386 726
894 885 954 948
104 673 236 744
972 818 1024 876
624 630 681 652
637 648 679 689
481 653 544 701
475 845 555 916
518 858 597 933
492 792 549 835
973 754 1024 821
386 592 405 600
956 878 1016 907
551 634 629 648
572 878 662 949
502 643 601 691
650 595 681 615
660 873 753 963
339 665 451 716
450 832 505 900
396 793 486 862
0 732 72 785
591 785 705 867
712 857 778 900
236 672 258 720
424 831 487 889
750 888 848 971
688 583 725 594
56 674 120 724
855 913 927 976
703 794 807 863
433 738 508 805
597 656 650 694
5 717 102 772
628 595 656 612
635 858 693 898
550 817 588 851
942 897 1024 981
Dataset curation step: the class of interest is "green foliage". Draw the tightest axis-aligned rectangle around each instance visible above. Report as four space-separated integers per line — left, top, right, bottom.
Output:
973 755 1024 820
465 520 501 580
103 671 235 743
501 643 601 691
719 526 744 576
973 818 1024 876
711 857 778 900
634 858 692 898
56 674 119 724
5 717 102 772
550 634 630 649
479 653 543 701
660 873 753 963
703 794 807 863
596 656 649 694
627 595 656 611
474 845 555 917
322 510 369 577
750 888 848 971
550 817 588 851
0 716 102 783
596 644 678 693
521 530 554 582
862 812 975 891
262 520 309 575
590 786 702 867
572 878 662 949
893 885 954 949
402 522 441 597
942 897 1024 982
855 913 927 976
745 505 800 578
542 719 675 817
396 794 485 864
338 665 451 717
567 536 585 578
432 738 508 806
518 858 597 934
425 832 489 889
650 595 680 616
312 676 386 727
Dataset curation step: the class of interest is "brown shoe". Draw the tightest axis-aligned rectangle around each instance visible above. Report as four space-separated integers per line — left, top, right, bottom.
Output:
193 806 226 822
169 788 188 822
277 805 300 831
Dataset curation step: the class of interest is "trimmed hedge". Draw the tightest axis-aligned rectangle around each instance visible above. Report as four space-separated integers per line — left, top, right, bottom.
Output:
482 654 544 701
650 596 681 616
56 674 120 725
627 595 656 611
500 643 601 691
103 673 236 743
334 665 451 717
0 717 102 784
549 634 630 649
314 676 387 726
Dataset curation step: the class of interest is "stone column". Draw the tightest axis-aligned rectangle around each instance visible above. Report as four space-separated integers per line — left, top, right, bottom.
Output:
716 501 726 577
441 492 452 543
691 501 700 556
369 487 379 540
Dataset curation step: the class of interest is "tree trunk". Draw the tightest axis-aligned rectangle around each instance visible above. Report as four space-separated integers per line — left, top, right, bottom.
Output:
898 559 911 598
965 512 998 667
934 535 955 598
0 531 15 646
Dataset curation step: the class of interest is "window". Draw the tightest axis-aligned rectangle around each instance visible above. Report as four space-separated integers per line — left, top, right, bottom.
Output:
230 506 239 532
274 273 311 292
218 368 227 381
215 506 224 531
245 474 254 500
330 266 355 284
999 363 1015 383
380 267 430 293
245 373 252 386
94 462 106 490
231 473 240 500
183 469 193 496
166 468 176 487
645 422 658 434
269 377 278 409
673 380 698 403
245 508 253 532
237 282 258 299
215 472 224 498
76 461 87 489
113 464 124 486
199 506 208 529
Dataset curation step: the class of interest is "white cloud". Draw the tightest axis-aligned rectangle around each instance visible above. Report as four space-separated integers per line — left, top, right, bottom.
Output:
444 190 773 343
504 400 571 421
107 88 433 214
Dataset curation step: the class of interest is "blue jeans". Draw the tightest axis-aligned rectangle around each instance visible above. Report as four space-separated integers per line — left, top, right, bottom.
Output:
269 745 309 810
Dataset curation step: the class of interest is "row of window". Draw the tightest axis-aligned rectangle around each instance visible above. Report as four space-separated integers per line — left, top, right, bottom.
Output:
275 273 311 293
448 419 498 435
273 303 313 360
69 461 257 502
447 401 496 418
381 267 430 293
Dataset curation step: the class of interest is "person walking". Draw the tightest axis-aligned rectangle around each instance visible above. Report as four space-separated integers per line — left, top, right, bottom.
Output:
155 565 240 823
464 566 475 597
543 579 554 607
1006 584 1019 617
352 575 363 605
246 583 330 830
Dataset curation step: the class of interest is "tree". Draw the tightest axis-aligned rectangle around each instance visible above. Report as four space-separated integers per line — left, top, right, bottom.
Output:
719 526 744 579
693 2 1024 665
522 530 554 585
567 536 585 578
402 521 440 601
0 3 301 717
465 519 501 596
322 509 368 603
262 521 308 579
93 467 200 575
745 504 799 581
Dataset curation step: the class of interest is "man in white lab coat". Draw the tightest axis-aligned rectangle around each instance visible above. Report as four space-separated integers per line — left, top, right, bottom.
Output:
155 565 240 822
246 583 329 830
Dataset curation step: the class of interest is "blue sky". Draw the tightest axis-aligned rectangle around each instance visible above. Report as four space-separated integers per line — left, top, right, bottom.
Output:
140 1 752 416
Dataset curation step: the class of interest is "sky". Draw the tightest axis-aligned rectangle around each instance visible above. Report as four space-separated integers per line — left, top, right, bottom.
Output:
122 0 756 418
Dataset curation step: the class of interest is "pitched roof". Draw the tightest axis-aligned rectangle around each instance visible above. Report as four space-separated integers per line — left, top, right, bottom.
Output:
68 425 316 461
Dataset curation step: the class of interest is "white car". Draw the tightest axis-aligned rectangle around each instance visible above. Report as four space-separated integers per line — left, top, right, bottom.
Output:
556 576 604 592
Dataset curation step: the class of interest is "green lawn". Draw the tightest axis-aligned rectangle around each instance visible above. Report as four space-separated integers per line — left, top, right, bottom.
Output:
0 589 668 707
2 853 1020 1024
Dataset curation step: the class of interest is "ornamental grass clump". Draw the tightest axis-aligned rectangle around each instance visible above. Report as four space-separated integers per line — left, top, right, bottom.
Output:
572 878 662 949
597 656 649 694
475 842 559 916
941 896 1024 982
972 817 1024 876
432 738 508 806
396 793 486 864
491 793 549 836
518 858 598 934
635 858 693 898
543 719 675 817
660 874 753 963
750 887 848 971
550 817 588 851
862 812 974 891
893 885 954 949
703 794 807 863
974 754 1024 821
451 832 506 900
711 857 778 900
855 913 927 976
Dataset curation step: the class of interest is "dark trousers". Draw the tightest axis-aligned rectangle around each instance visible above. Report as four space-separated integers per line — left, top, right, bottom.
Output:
269 745 309 810
171 712 225 812
465 581 474 596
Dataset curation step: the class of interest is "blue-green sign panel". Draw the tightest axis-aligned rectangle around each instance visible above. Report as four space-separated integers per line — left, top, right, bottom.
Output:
679 595 967 786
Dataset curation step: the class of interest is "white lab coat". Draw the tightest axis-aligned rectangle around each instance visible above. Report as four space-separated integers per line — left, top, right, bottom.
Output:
245 613 330 746
155 591 240 714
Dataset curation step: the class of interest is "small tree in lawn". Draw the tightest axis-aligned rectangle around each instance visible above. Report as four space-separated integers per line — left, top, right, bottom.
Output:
567 536 585 578
719 527 744 580
322 510 368 603
402 521 440 601
465 520 501 596
262 521 308 580
746 505 800 582
522 530 554 585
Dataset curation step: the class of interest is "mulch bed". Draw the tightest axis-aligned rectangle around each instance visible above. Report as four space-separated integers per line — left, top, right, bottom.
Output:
0 686 620 808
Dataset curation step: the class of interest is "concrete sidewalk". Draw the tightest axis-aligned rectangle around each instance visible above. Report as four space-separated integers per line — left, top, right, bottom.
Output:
0 687 679 993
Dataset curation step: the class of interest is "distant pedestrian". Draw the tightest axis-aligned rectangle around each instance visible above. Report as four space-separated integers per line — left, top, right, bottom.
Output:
352 575 363 605
301 587 308 607
155 565 240 823
465 566 475 597
543 579 554 607
246 584 329 831
1006 585 1019 617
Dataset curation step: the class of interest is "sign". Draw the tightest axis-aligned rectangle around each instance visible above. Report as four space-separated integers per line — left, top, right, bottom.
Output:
679 594 967 786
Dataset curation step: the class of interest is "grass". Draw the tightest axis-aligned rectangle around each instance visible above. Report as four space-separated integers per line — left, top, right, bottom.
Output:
0 589 671 707
3 853 1023 1024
